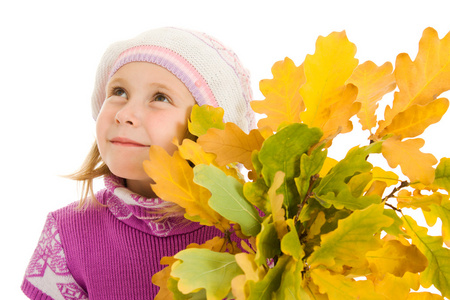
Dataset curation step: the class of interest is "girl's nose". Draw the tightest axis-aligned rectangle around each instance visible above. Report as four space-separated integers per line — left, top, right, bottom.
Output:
115 103 140 126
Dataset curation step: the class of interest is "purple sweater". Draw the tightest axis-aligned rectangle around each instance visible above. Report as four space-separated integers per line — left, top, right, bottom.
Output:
21 175 223 299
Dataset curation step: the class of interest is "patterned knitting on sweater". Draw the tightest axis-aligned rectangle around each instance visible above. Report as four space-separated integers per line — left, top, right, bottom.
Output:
21 174 224 300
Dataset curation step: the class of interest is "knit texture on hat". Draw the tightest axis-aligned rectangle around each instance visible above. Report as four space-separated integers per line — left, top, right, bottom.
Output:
91 27 255 132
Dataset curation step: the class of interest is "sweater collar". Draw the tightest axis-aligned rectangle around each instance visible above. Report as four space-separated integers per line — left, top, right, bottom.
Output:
102 174 202 237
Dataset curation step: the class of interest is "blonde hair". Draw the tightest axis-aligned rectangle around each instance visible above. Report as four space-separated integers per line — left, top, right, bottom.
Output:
68 141 187 221
67 141 110 208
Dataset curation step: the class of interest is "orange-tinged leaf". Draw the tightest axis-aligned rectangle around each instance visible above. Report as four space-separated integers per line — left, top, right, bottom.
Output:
143 146 229 230
300 31 359 137
153 256 178 300
378 98 449 139
178 139 239 179
319 84 361 139
382 137 437 185
197 122 264 170
251 57 305 131
347 61 396 131
379 27 450 132
366 239 428 277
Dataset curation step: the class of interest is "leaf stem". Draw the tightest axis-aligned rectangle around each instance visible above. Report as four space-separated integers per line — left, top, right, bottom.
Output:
296 174 320 221
382 180 410 203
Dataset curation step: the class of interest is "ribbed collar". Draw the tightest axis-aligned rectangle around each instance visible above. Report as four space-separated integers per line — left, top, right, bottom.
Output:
101 174 202 237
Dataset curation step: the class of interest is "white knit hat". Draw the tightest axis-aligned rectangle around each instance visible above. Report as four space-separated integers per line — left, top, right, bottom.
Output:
91 27 255 133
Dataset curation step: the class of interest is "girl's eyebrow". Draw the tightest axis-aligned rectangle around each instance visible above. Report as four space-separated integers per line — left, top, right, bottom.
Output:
106 77 127 86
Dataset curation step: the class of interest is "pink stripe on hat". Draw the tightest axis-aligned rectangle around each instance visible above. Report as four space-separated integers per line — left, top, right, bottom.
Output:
109 46 219 108
91 27 255 133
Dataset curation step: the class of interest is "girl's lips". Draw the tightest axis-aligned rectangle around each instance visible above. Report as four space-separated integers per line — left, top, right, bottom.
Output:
110 137 148 147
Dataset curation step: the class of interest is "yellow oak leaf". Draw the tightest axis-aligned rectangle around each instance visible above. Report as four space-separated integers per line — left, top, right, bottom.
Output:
269 171 288 239
365 180 388 197
299 31 359 139
378 27 450 133
397 189 443 211
251 57 305 131
371 166 399 187
143 146 229 231
382 137 437 185
347 61 396 132
310 268 381 300
378 98 449 139
234 252 266 284
177 139 239 179
407 292 446 299
197 122 265 170
177 138 216 166
366 239 428 277
230 275 247 300
307 211 326 240
369 272 420 300
319 157 338 177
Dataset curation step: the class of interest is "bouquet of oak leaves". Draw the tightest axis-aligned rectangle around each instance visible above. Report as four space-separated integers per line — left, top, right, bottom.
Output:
145 27 450 300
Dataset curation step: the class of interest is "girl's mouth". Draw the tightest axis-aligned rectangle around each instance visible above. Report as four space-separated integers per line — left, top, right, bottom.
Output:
110 137 149 147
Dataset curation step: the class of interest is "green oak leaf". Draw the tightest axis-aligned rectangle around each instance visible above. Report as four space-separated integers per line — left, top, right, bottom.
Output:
188 105 225 137
255 217 281 267
403 215 450 298
427 198 450 246
307 203 393 271
434 157 450 192
281 219 304 261
247 255 291 300
274 258 310 300
259 123 323 217
382 209 405 237
243 177 270 215
172 248 243 300
193 164 262 236
167 277 207 299
313 142 382 210
295 146 327 201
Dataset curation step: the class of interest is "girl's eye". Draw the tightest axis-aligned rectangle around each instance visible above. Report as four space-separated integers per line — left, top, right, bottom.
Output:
154 94 170 103
113 88 127 99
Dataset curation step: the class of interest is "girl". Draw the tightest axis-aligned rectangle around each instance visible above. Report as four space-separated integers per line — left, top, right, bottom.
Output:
21 27 255 300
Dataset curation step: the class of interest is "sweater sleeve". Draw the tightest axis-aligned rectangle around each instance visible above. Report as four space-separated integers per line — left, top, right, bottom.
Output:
21 213 88 300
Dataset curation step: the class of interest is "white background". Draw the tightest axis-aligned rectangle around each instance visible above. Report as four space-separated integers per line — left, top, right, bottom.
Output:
2 0 450 298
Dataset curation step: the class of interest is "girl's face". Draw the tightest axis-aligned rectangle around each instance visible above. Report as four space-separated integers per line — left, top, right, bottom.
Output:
96 62 196 197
